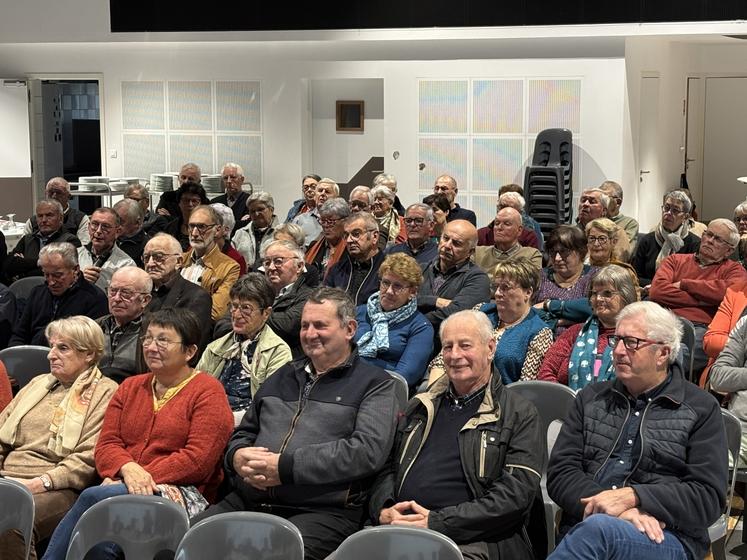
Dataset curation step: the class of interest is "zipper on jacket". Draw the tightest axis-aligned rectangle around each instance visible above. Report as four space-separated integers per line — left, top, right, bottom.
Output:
593 391 630 479
398 420 423 465
278 374 320 454
478 430 487 478
622 400 653 487
398 419 431 495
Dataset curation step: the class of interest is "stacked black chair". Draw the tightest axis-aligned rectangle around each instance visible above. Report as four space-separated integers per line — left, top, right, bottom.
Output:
524 128 573 237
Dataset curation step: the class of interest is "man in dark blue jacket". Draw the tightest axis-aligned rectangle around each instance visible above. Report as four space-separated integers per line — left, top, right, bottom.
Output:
547 301 727 560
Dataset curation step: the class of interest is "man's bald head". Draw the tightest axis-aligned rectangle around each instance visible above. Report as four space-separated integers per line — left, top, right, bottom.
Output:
439 219 477 270
493 207 523 250
45 177 72 208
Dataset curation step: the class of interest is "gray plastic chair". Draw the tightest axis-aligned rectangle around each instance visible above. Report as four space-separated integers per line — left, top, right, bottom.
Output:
0 345 51 389
709 409 742 560
0 478 35 560
8 276 45 300
175 512 304 560
334 526 463 560
506 380 577 555
677 317 696 383
387 370 410 411
65 495 189 560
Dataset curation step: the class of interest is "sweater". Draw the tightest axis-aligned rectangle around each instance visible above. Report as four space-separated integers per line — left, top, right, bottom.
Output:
0 361 11 412
631 230 701 286
538 321 614 386
94 372 233 502
650 254 747 325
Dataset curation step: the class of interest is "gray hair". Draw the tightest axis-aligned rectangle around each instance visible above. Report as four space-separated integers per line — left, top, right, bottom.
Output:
124 183 148 199
616 301 682 364
222 162 244 176
581 188 611 211
374 173 397 188
662 190 693 214
112 265 153 293
92 207 122 226
229 273 275 310
39 241 78 268
371 185 395 203
261 239 305 262
148 233 184 255
498 192 526 213
440 309 494 344
37 199 64 217
406 203 434 222
590 264 639 307
248 190 275 209
600 180 623 200
318 178 340 196
349 186 373 204
46 177 70 192
345 211 379 232
210 203 234 232
319 198 351 219
307 287 356 326
192 204 223 227
735 199 747 218
709 218 740 247
180 162 202 178
273 223 306 248
45 316 104 364
113 198 144 225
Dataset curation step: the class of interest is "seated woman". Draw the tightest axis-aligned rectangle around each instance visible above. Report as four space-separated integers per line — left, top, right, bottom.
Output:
539 264 639 389
0 316 118 559
42 308 234 560
585 217 632 267
355 253 433 387
534 225 597 333
423 193 450 241
197 273 292 419
429 260 553 385
371 186 407 247
702 280 747 387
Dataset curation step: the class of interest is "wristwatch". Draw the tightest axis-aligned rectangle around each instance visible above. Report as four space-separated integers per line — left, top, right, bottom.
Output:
39 474 52 491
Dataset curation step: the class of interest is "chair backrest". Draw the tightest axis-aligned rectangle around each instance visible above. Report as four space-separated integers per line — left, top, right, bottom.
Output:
65 495 189 560
175 512 304 560
677 317 696 383
505 380 576 437
8 277 45 300
0 345 51 389
0 478 35 560
721 409 742 520
387 370 410 411
335 526 463 560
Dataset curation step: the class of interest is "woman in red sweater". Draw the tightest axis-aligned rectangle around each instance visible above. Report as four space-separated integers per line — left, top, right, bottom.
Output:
42 308 234 560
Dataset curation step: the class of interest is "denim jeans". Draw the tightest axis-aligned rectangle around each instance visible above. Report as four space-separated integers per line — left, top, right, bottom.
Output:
41 483 129 560
548 514 688 560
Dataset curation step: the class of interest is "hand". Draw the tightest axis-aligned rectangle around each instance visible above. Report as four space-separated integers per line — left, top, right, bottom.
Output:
82 266 102 284
119 462 158 495
6 476 45 494
435 298 452 308
246 451 281 490
389 501 430 528
533 301 546 310
581 487 638 518
13 253 23 258
672 281 681 289
101 477 120 486
619 508 666 543
157 208 171 217
379 501 428 526
240 214 251 222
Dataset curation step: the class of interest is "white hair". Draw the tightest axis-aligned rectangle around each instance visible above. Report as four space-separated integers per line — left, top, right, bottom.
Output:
211 203 235 232
440 309 494 344
616 301 682 364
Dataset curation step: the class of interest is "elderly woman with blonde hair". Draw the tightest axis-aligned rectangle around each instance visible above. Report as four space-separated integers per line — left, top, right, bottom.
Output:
0 316 118 560
585 217 632 266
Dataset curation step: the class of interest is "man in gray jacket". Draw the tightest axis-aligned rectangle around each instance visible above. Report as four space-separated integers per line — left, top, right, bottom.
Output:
192 287 399 560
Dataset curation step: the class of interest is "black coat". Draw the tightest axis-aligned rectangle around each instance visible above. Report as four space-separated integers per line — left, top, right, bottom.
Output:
4 229 81 281
211 191 251 232
631 230 701 286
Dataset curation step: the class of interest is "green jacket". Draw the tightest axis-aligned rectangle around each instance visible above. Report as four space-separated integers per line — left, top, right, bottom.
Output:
196 324 292 397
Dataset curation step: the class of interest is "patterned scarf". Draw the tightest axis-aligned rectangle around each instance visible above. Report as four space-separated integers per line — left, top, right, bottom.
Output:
357 293 417 358
377 210 401 244
568 317 615 390
654 221 690 269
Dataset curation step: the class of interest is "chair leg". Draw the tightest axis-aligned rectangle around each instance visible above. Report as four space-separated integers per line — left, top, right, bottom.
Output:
711 536 727 560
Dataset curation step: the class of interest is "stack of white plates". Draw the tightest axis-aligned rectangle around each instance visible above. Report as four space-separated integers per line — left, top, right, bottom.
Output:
78 176 109 192
202 174 223 193
116 177 140 187
109 181 128 192
150 173 175 192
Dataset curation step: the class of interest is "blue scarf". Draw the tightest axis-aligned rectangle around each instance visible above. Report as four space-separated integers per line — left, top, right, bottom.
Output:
357 292 418 358
568 316 615 390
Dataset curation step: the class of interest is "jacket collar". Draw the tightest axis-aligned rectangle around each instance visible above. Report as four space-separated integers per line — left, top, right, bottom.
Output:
611 360 686 406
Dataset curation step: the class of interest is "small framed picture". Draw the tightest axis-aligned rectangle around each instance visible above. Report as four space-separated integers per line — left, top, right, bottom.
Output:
336 100 364 132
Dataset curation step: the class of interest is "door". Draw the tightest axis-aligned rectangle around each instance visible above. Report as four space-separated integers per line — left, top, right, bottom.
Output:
637 76 660 230
0 79 33 219
684 77 704 212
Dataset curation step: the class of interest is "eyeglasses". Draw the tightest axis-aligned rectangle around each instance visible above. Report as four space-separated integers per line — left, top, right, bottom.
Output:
380 278 410 294
229 302 259 317
661 205 686 216
702 230 734 247
143 252 180 264
404 217 426 226
319 217 341 227
188 222 216 234
547 248 572 260
345 228 376 241
262 256 296 269
590 289 619 300
735 216 747 224
90 220 115 233
303 183 318 191
248 206 270 215
609 335 663 352
141 335 183 349
493 282 518 294
107 287 148 301
222 174 242 181
587 235 610 245
349 200 369 209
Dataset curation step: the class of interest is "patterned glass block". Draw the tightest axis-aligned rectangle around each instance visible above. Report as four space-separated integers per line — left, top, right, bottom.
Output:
418 137 468 191
216 81 261 132
473 80 523 134
472 194 504 230
123 134 166 179
527 79 581 134
419 80 468 134
122 82 164 130
168 81 212 130
472 138 525 191
169 135 214 175
217 135 262 185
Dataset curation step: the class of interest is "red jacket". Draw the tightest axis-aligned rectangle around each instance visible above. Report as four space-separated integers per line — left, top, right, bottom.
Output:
701 281 747 386
538 322 614 386
0 361 12 412
95 372 233 502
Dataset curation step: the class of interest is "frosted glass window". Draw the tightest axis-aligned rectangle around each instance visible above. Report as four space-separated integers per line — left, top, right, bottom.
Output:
472 194 505 229
528 79 581 134
216 81 261 132
217 135 262 184
169 135 214 175
472 138 525 191
122 82 164 130
473 80 523 134
168 81 212 130
418 138 468 191
123 134 166 179
419 81 468 134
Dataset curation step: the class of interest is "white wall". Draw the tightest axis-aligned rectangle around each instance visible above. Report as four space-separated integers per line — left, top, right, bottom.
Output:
0 80 31 177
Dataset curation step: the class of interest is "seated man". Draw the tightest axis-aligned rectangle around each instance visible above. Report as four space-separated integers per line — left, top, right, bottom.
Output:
418 219 491 339
156 161 201 219
4 199 81 282
386 203 439 268
77 207 136 292
477 190 542 250
650 218 747 376
96 266 151 383
547 301 727 560
434 174 477 226
304 198 351 280
294 178 339 246
181 204 241 321
211 162 251 230
124 182 169 236
599 180 639 247
474 207 542 278
348 185 372 213
9 242 108 346
286 174 320 222
23 177 90 243
577 187 609 231
370 309 544 559
0 283 16 351
113 198 149 267
192 287 399 560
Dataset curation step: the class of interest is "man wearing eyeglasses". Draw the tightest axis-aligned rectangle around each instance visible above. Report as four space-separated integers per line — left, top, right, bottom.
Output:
97 266 152 383
181 205 241 321
293 178 339 246
434 174 477 226
23 177 90 244
474 207 542 278
577 188 609 231
386 203 439 268
650 218 747 378
124 183 169 236
211 162 251 230
76 207 136 292
599 181 639 247
547 301 727 560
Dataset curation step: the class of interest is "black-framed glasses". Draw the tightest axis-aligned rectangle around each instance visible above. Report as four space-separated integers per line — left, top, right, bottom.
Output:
143 252 180 264
735 216 747 224
547 248 572 260
345 228 376 241
587 235 610 245
188 222 216 234
262 256 296 269
140 335 183 350
404 217 426 226
661 205 686 216
319 217 341 227
107 287 149 301
609 335 664 351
